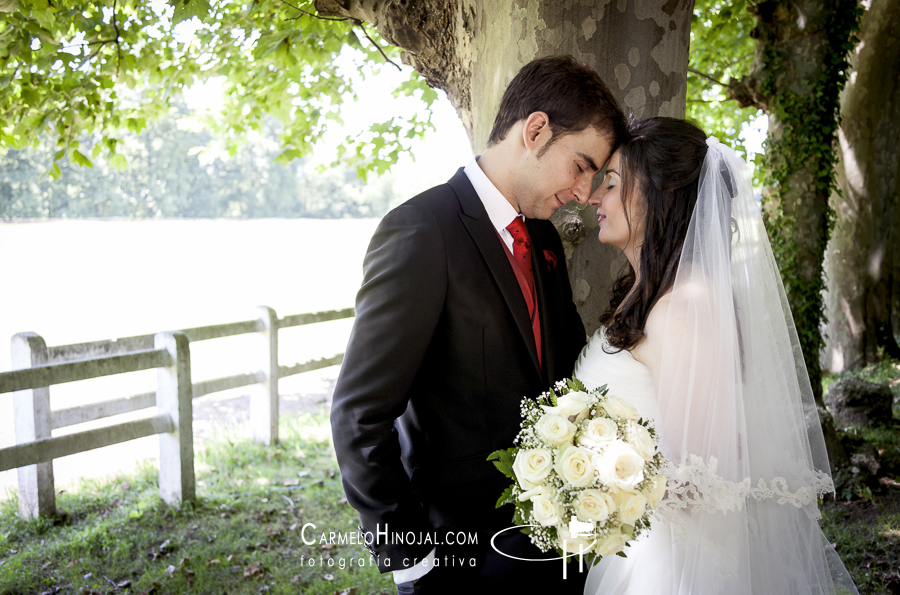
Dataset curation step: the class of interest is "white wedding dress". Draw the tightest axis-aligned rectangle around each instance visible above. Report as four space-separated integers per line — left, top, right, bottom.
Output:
568 137 859 595
574 328 681 594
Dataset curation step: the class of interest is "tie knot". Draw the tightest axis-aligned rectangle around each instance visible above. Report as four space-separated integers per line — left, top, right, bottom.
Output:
506 217 529 243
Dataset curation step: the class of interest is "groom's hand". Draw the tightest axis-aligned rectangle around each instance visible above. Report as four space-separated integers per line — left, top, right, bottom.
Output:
396 570 441 595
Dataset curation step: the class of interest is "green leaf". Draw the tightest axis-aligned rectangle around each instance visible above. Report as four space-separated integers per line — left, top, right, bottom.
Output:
486 450 505 462
72 150 93 168
495 485 515 508
109 153 127 170
170 0 211 25
421 87 438 105
568 377 587 392
491 459 515 481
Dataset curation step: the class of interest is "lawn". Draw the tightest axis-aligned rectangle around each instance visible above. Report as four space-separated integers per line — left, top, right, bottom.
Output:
1 361 898 595
0 412 394 595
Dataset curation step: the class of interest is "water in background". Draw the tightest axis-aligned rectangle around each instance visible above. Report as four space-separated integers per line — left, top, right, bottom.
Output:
0 218 381 494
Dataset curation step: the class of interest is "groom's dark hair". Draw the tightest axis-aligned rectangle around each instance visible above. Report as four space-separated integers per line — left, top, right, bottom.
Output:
487 55 626 153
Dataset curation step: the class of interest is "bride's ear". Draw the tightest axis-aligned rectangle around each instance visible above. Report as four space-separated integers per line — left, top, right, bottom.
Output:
522 112 550 152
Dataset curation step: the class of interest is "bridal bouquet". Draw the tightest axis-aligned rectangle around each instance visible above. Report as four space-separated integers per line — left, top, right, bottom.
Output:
489 378 667 559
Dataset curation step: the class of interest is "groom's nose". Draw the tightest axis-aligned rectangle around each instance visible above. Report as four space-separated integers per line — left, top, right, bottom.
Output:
571 172 593 204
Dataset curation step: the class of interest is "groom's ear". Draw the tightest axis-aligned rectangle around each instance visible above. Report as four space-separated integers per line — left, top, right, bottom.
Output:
522 112 550 151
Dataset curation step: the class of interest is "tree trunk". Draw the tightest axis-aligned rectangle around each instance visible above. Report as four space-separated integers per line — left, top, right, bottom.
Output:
727 0 860 403
315 0 694 333
822 0 900 373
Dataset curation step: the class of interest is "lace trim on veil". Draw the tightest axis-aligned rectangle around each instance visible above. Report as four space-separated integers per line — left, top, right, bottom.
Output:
655 455 834 522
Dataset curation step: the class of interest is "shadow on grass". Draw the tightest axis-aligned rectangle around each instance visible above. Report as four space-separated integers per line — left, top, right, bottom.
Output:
0 412 394 595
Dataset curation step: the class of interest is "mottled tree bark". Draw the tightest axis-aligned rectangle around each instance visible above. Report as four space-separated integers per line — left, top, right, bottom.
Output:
822 0 900 372
727 0 858 403
316 0 694 333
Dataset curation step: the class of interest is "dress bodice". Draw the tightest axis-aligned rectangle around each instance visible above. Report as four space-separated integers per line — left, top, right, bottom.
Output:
572 328 659 424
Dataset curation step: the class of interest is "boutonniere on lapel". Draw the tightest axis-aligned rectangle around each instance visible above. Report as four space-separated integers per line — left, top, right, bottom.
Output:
543 249 557 272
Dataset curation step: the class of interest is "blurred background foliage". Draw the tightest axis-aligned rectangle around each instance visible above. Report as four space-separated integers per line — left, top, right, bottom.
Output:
1 0 763 221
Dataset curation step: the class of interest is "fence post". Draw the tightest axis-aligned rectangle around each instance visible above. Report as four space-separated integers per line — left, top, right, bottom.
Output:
252 306 279 446
11 332 56 519
155 331 195 505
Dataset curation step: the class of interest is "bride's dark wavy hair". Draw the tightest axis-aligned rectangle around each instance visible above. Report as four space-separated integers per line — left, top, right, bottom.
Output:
601 117 709 352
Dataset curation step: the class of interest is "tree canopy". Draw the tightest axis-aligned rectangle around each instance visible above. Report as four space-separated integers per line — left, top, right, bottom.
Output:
0 0 437 178
0 0 765 181
687 0 760 161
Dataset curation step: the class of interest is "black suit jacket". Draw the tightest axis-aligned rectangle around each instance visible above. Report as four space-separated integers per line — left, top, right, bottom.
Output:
330 168 586 574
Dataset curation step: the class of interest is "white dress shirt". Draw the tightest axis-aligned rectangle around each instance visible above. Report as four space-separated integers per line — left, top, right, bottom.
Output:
392 156 519 585
463 155 523 250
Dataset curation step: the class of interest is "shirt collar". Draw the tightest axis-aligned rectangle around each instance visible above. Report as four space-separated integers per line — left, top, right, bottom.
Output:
463 155 521 234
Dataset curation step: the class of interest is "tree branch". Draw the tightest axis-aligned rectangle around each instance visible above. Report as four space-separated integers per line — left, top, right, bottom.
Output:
111 0 122 79
727 75 768 111
351 19 401 71
687 67 728 88
277 0 347 21
720 51 754 71
276 0 401 71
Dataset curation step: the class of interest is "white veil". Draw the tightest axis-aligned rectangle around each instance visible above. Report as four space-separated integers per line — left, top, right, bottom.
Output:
647 137 858 594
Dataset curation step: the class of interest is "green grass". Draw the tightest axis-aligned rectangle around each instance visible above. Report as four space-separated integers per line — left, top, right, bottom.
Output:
821 485 900 595
820 357 900 594
2 362 899 595
0 413 394 595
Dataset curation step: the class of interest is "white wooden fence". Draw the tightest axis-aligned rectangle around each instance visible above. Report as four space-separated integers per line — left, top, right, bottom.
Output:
0 306 354 520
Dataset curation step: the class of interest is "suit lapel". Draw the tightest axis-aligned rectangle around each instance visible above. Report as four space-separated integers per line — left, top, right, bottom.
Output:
528 220 558 386
449 170 542 377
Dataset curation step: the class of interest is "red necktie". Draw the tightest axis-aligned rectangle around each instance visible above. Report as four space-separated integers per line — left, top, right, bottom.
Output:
506 217 534 294
506 217 541 368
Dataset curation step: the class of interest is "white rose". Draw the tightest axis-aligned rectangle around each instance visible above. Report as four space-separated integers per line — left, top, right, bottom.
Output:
512 448 553 490
531 494 562 527
612 490 648 524
543 390 592 422
602 394 640 421
518 485 551 501
642 474 667 509
595 440 645 492
578 418 619 448
555 445 595 488
575 489 617 523
557 525 594 554
595 530 628 557
536 414 576 446
625 421 656 461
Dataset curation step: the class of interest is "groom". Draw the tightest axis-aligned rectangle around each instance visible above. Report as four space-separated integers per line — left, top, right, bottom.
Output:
330 56 626 595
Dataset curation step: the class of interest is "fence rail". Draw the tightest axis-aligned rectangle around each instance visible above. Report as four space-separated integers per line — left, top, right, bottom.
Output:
0 306 354 519
0 348 170 393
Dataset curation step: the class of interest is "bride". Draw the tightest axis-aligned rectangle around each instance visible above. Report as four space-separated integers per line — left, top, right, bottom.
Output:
573 117 859 594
